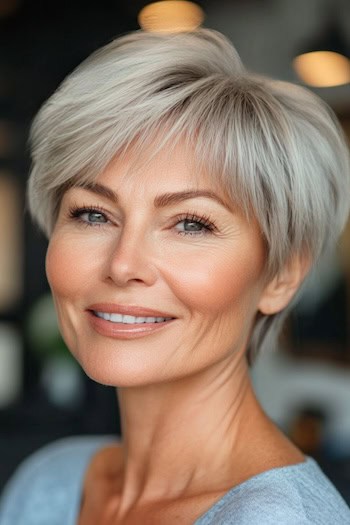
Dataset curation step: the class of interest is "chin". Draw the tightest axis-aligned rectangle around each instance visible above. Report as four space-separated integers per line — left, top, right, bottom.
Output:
74 349 173 388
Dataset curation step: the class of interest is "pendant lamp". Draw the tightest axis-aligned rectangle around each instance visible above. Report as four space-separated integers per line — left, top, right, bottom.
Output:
293 15 350 88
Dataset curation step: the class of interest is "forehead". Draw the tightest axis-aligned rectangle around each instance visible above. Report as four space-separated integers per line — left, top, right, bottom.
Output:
97 139 224 197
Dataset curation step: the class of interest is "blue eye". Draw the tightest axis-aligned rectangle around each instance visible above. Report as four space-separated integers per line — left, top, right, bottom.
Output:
177 219 207 233
81 211 107 224
68 206 109 226
175 213 216 236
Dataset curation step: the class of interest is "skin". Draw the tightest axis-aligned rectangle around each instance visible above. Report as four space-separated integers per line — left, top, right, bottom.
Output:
46 142 306 524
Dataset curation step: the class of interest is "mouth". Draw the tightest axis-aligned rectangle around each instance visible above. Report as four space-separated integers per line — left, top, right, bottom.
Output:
86 304 177 339
91 311 174 324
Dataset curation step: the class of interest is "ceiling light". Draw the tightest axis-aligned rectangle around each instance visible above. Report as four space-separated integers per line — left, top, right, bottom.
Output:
138 1 205 33
293 51 350 88
293 15 350 88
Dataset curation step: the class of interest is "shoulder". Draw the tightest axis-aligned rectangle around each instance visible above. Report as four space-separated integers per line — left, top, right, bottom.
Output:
196 457 350 524
0 434 117 525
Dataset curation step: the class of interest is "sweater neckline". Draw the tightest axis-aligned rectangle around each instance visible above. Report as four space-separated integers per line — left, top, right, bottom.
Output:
70 439 315 524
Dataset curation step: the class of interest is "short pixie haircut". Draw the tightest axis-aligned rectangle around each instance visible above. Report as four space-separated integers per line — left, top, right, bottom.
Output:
27 28 350 363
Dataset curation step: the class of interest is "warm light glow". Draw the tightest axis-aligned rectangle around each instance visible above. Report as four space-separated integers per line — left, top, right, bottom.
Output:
293 51 350 87
0 0 21 18
138 1 204 33
0 174 22 311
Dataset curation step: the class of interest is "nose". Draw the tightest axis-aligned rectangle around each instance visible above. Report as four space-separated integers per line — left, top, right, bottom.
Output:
104 225 158 287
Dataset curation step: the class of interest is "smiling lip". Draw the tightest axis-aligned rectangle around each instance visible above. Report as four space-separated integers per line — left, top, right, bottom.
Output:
87 303 176 318
86 303 177 339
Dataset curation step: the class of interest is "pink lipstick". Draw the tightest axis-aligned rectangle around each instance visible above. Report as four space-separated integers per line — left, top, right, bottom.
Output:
86 303 176 339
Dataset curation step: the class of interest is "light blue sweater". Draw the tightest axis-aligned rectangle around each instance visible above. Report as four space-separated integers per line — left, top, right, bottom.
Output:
0 435 349 524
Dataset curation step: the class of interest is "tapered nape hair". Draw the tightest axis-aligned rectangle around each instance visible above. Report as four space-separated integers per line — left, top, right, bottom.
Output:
27 28 350 363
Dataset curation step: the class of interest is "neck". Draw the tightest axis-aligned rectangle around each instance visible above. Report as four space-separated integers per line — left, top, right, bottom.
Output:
114 355 269 510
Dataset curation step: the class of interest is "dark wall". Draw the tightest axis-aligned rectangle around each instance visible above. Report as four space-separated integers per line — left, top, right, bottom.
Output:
0 0 143 492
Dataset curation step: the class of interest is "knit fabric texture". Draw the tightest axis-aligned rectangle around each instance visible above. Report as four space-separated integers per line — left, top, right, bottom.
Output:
0 435 349 524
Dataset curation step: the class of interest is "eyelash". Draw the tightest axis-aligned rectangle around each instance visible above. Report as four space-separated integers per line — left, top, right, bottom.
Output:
173 212 217 236
68 205 109 229
67 205 217 236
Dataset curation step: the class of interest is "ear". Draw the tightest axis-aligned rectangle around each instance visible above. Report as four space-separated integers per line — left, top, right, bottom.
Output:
258 252 312 315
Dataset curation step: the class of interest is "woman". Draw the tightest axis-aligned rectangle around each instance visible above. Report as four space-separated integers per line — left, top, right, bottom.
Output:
1 27 350 524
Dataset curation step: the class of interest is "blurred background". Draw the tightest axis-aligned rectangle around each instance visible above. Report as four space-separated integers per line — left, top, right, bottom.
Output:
1 0 350 503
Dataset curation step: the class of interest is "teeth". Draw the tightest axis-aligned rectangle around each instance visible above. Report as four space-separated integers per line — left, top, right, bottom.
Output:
95 312 172 324
111 313 123 322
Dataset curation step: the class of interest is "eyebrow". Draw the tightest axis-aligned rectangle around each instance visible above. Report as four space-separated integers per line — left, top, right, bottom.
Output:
75 182 232 211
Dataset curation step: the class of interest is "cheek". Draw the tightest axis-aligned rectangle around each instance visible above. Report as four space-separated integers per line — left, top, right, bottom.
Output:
46 239 72 298
162 243 266 317
45 234 93 299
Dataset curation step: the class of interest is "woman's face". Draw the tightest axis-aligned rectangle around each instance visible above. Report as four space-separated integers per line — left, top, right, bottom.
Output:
46 143 270 386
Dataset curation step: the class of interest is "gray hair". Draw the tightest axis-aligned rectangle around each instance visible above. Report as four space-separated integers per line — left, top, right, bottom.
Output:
27 28 350 363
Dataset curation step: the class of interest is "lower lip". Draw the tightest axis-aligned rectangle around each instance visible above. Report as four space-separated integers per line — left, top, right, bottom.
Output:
86 311 176 339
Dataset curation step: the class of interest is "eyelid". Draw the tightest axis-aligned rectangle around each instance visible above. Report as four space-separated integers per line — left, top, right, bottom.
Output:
170 212 218 238
67 202 219 234
172 211 218 231
67 203 113 226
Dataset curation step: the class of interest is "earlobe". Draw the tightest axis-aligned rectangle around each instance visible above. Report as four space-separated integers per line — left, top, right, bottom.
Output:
258 252 312 315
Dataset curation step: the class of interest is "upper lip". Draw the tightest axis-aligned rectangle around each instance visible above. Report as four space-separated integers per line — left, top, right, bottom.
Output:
87 303 176 318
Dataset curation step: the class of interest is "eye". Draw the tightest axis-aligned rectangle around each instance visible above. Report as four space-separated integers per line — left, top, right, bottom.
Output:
68 205 109 226
81 211 107 224
175 213 216 236
177 219 205 233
